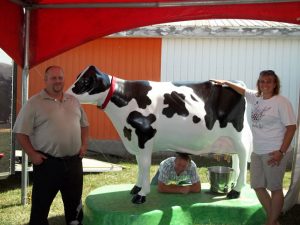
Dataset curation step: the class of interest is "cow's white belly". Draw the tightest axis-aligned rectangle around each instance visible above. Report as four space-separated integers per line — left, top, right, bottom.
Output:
154 119 240 155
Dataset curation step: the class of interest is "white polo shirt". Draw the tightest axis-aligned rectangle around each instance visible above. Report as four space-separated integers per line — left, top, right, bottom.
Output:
13 90 89 157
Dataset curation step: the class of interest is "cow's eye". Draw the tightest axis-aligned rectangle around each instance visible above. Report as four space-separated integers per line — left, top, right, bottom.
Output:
79 79 85 85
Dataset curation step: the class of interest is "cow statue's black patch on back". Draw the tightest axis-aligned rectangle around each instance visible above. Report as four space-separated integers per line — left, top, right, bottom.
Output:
162 91 189 118
111 81 152 109
72 65 110 95
215 86 245 131
172 81 245 131
126 111 157 149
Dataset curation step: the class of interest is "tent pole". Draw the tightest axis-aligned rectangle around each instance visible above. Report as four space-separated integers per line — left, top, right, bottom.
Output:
10 0 300 9
21 7 31 206
283 91 300 211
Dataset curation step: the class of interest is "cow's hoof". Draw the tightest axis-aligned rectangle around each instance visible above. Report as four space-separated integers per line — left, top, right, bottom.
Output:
132 194 146 204
227 190 240 199
130 185 141 195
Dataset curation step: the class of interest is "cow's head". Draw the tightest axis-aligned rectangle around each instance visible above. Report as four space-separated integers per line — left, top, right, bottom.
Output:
67 65 112 105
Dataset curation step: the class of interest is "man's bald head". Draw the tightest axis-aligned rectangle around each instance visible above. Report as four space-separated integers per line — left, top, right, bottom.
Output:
45 66 64 81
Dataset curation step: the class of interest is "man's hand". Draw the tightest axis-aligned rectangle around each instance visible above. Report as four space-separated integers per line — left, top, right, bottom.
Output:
179 186 191 194
16 133 47 165
80 126 89 158
29 151 47 165
79 145 87 158
157 181 201 194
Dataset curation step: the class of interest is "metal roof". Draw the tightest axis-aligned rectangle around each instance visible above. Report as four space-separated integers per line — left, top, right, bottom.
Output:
111 19 300 38
161 19 300 27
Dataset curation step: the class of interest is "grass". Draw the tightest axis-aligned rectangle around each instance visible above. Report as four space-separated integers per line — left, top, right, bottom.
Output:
0 153 296 225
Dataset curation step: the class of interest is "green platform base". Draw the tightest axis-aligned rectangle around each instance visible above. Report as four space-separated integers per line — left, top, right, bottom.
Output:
84 183 265 225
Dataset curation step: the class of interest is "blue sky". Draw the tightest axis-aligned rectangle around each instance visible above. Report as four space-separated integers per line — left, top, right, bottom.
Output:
0 48 12 64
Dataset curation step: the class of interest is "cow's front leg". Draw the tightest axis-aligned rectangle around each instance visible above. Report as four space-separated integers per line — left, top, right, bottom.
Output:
130 149 152 204
130 185 141 195
129 155 143 196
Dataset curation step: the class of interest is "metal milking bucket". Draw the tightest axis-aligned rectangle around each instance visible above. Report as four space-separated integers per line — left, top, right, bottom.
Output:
207 166 235 194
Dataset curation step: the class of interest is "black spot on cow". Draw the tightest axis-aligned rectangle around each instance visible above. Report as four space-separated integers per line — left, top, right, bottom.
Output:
172 81 245 131
72 65 110 95
172 81 212 103
111 81 152 109
191 94 198 102
162 91 189 118
126 111 157 149
202 83 245 131
123 127 132 141
193 115 201 124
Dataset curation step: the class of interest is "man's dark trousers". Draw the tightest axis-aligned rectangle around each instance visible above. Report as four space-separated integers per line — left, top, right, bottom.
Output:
29 155 83 225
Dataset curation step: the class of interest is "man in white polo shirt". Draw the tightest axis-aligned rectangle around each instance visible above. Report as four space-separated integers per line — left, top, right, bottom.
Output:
13 66 89 225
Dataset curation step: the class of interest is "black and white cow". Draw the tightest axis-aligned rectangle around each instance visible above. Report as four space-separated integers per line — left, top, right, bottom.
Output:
67 65 252 204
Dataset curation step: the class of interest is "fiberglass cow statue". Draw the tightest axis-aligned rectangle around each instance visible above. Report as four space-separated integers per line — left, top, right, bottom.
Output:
67 65 252 204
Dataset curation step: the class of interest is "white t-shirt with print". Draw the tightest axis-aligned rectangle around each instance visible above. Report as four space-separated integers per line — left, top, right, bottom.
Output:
245 90 296 154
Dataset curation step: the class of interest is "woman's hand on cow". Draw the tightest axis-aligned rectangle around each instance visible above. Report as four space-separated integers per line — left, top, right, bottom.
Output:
210 79 246 96
210 79 226 85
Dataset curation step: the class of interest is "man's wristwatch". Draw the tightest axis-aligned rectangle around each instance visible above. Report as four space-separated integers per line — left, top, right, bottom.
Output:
279 150 286 156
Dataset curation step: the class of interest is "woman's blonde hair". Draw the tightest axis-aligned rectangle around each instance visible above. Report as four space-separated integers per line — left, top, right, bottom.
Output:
256 70 280 97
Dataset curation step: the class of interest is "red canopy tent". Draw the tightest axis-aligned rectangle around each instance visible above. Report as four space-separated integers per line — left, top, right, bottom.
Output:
0 0 299 210
1 0 300 68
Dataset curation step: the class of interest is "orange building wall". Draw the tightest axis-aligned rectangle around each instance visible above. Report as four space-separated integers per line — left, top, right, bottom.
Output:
16 38 162 140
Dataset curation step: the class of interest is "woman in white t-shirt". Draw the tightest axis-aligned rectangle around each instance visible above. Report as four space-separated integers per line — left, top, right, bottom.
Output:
211 70 297 225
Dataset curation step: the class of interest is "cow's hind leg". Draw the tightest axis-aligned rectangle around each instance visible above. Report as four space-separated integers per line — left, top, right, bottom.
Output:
227 140 248 199
130 149 152 204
